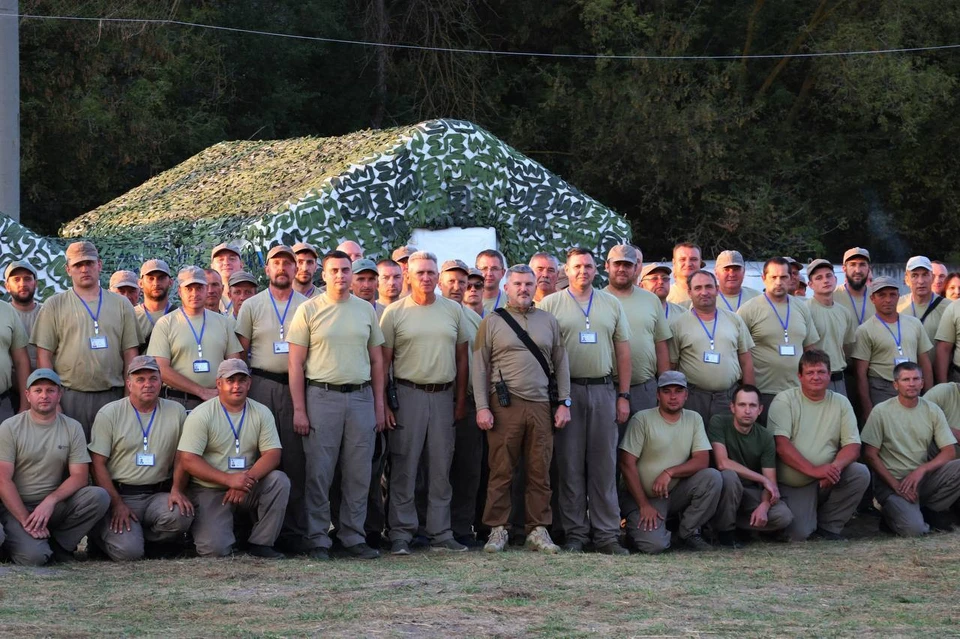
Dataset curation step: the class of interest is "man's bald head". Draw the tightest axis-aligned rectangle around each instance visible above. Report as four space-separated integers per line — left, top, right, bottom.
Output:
336 241 364 262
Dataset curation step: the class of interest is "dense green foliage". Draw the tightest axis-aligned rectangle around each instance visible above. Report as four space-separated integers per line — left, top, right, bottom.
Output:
16 0 960 262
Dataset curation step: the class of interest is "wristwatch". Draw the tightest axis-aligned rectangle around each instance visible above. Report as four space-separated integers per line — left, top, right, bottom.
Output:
561 398 572 407
617 392 631 401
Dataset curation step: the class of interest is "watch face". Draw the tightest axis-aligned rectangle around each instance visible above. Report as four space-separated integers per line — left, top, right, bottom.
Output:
563 399 572 407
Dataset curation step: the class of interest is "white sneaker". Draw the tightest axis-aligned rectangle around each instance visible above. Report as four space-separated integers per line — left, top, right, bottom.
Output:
484 526 509 553
525 526 560 554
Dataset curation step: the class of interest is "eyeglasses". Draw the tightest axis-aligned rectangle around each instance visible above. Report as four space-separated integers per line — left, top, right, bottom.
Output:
466 282 484 290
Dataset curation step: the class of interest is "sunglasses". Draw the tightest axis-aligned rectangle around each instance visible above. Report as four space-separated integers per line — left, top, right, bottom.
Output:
466 282 484 290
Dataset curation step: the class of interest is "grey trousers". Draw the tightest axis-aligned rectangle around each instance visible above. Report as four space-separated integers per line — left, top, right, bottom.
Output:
868 376 897 407
95 492 194 561
618 379 659 445
188 471 290 557
875 460 960 536
249 375 307 549
61 387 124 441
450 396 482 538
387 385 456 544
621 468 722 554
712 469 794 532
758 393 776 427
0 394 14 423
685 384 735 430
778 462 870 540
555 382 620 546
303 385 375 550
828 376 847 397
0 486 110 566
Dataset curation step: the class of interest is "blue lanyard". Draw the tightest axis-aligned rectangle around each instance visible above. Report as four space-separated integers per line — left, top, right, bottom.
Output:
879 317 904 355
180 307 207 358
693 309 719 350
73 288 103 335
221 402 247 454
763 293 791 343
304 285 315 298
567 289 595 330
132 402 158 451
665 303 670 319
223 301 233 315
720 290 742 312
846 287 866 325
911 296 937 323
481 290 502 319
141 302 171 328
269 291 294 340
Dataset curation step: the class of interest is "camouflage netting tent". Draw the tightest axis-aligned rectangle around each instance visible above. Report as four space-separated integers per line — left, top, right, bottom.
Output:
16 119 631 294
0 215 69 300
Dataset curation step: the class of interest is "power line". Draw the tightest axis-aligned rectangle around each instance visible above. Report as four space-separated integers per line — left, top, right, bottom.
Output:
3 11 960 61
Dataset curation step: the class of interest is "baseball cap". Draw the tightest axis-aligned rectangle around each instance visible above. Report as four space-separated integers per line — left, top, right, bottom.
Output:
217 359 251 379
657 370 688 389
178 266 208 287
715 250 745 269
292 241 318 258
4 260 37 280
639 262 672 280
352 258 379 274
140 259 171 278
467 267 483 280
210 242 241 261
228 271 258 287
806 259 833 278
391 246 415 262
869 276 899 296
782 256 799 266
128 355 160 375
266 245 296 262
65 241 99 267
440 259 470 274
109 270 140 290
843 247 871 263
606 244 638 265
27 368 61 388
905 256 932 272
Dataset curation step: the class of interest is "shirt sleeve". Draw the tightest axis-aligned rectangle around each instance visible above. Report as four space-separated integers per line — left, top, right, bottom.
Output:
0 421 15 463
760 431 777 469
120 299 141 351
691 418 711 453
146 316 172 359
455 306 470 345
30 300 58 351
286 304 311 348
87 407 115 459
612 297 631 343
917 322 934 354
931 403 959 449
177 411 208 455
850 324 872 362
935 304 957 344
256 405 282 452
654 302 672 342
837 396 862 447
9 315 27 350
367 304 385 348
67 420 91 464
706 415 725 445
735 315 755 353
860 407 884 449
225 320 243 355
618 413 646 456
801 303 820 347
767 394 794 438
380 305 397 350
234 299 254 340
471 317 493 410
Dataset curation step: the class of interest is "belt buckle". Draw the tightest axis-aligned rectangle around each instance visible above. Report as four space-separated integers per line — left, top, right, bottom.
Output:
425 383 439 392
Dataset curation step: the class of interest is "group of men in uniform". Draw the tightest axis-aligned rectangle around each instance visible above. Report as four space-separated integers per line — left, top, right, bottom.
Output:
0 236 958 565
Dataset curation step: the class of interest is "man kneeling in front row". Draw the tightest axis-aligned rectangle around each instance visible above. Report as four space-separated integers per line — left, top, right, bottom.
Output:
619 371 721 553
177 359 290 558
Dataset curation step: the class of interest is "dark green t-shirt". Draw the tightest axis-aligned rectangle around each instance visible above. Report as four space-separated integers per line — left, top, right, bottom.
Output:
707 414 776 472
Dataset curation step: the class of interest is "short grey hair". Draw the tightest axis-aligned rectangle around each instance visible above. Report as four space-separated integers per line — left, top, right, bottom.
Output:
529 252 559 268
408 251 438 264
507 264 535 278
686 269 717 289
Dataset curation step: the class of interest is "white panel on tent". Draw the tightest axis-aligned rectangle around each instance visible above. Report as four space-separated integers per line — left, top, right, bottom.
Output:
409 227 498 268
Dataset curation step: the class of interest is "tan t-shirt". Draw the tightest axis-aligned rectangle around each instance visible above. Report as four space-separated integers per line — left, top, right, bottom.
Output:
235 289 308 374
718 286 761 313
664 301 687 324
31 288 140 391
380 295 469 385
134 303 178 348
851 314 933 381
177 397 282 489
88 398 186 485
604 285 671 385
768 387 860 487
834 284 875 326
934 300 960 369
666 283 692 308
481 290 506 316
923 382 960 428
738 294 820 394
668 308 754 391
287 293 384 384
898 294 947 345
538 288 631 378
147 309 243 389
619 408 711 498
806 298 857 373
13 302 41 369
861 397 957 480
0 412 89 502
462 306 481 394
0 301 29 394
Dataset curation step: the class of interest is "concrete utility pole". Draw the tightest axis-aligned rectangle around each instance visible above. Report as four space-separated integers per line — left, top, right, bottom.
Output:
0 1 20 221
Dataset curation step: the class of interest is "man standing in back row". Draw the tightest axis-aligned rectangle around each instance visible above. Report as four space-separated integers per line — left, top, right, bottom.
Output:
898 256 946 348
666 243 703 309
805 259 857 397
715 250 760 313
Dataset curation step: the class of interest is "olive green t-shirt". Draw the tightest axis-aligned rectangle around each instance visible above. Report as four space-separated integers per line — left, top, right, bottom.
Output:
738 294 820 394
147 309 243 389
603 285 671 385
287 293 384 384
177 398 282 489
134 303 178 349
668 308 754 391
861 397 957 481
850 315 933 381
481 290 506 316
235 289 308 374
664 301 687 324
806 298 857 373
718 286 761 313
934 300 960 369
538 288 631 378
834 284 875 326
666 283 692 308
708 414 776 473
0 412 89 503
898 294 947 345
462 306 481 394
619 408 710 498
923 382 960 428
13 302 41 369
380 295 468 385
768 388 860 487
31 288 140 391
0 301 29 394
88 398 186 485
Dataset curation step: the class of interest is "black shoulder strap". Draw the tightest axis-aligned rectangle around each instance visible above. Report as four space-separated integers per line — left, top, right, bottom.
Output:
494 308 552 379
920 295 945 324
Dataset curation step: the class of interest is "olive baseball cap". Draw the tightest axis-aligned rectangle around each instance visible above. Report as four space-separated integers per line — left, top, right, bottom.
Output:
440 259 470 274
715 250 745 269
140 259 171 278
843 247 871 263
178 266 208 287
352 258 379 274
65 241 99 267
228 271 258 287
266 245 296 262
868 276 899 296
606 244 638 265
27 368 61 387
806 259 833 278
639 262 672 280
391 246 415 262
109 270 140 290
217 359 251 379
905 255 932 272
128 355 160 375
657 370 688 389
292 242 318 258
467 267 483 280
4 260 37 280
211 242 242 261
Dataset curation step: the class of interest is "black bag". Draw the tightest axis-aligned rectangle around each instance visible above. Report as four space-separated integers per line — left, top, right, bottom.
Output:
494 308 560 407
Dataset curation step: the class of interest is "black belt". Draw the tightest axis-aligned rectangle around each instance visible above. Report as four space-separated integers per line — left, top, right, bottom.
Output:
395 378 453 392
0 389 13 402
163 388 202 402
831 371 845 382
115 480 172 496
252 368 289 385
308 380 371 393
570 376 613 386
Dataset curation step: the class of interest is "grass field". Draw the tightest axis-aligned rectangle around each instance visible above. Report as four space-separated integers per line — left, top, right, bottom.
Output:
0 524 958 638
